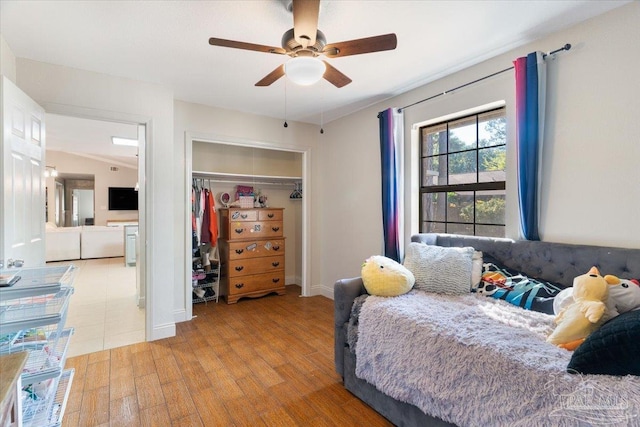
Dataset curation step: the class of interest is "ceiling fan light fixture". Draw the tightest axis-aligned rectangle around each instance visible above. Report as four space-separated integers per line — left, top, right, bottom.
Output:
285 57 326 86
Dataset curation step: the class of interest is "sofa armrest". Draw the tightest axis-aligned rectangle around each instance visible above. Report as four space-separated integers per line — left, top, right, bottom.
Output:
334 277 367 378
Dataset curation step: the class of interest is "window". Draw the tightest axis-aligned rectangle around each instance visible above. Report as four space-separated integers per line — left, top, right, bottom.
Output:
419 107 506 237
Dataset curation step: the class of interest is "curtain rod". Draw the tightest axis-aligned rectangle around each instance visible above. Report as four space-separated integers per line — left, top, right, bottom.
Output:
395 43 571 113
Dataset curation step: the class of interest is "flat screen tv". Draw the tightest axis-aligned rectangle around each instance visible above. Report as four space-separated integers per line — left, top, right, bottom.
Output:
108 187 138 211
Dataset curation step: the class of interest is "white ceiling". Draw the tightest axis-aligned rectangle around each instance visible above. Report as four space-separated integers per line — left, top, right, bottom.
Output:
45 114 139 168
0 0 629 157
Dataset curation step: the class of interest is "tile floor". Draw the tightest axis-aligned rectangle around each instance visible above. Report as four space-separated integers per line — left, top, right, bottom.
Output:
47 257 145 357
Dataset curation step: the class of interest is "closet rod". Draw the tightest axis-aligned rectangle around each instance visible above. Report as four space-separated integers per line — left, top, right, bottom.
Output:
393 43 571 113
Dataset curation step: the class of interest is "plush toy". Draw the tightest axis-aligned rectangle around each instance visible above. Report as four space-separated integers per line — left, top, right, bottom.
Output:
361 255 415 297
603 275 640 318
553 275 640 321
552 287 574 316
547 266 608 350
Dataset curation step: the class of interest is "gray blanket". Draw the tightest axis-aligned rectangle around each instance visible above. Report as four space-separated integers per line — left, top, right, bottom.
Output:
355 290 640 427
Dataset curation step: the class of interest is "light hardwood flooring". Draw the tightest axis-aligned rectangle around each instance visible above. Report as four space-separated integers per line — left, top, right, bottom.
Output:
47 257 145 357
62 285 393 426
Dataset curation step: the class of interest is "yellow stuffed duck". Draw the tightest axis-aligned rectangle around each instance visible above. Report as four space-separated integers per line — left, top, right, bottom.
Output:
553 274 640 321
361 255 415 297
547 266 608 350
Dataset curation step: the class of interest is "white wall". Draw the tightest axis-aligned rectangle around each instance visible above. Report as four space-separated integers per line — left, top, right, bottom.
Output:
319 2 640 293
192 141 302 177
16 59 176 341
45 151 138 225
0 34 16 83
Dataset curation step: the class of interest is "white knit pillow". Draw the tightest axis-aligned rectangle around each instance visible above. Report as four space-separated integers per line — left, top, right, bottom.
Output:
403 242 474 294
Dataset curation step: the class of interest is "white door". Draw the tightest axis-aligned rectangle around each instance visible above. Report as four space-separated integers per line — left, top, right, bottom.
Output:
1 76 46 267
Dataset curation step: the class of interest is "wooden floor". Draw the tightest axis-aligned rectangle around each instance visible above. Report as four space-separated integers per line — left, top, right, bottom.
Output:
62 285 393 426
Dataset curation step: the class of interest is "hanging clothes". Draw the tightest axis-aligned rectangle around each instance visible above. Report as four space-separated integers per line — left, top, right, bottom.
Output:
191 183 199 255
201 189 212 245
207 189 219 244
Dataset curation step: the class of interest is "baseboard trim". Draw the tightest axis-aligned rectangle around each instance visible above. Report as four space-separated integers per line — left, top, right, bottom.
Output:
174 308 188 323
149 322 176 341
310 283 334 300
286 275 302 286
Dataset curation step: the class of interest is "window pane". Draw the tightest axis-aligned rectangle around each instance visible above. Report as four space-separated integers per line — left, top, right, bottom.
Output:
418 107 506 239
478 111 506 148
447 191 474 223
422 222 446 233
422 125 446 156
476 224 505 238
476 190 505 225
479 146 506 183
447 223 473 235
422 155 446 186
449 116 476 152
422 192 446 222
448 151 476 184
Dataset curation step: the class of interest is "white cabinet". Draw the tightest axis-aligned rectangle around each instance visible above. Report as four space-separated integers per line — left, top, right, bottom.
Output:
0 265 76 427
124 225 138 266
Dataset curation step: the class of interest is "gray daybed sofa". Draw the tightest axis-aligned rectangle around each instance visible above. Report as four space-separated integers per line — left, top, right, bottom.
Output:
334 233 640 427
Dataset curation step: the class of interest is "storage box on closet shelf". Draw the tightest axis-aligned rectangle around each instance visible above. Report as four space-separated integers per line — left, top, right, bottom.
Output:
234 185 255 208
238 196 254 208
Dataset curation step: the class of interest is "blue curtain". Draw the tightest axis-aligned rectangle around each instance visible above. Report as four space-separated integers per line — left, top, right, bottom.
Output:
514 52 546 240
378 108 404 261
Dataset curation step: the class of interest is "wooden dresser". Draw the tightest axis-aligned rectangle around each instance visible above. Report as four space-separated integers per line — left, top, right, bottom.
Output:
219 208 286 304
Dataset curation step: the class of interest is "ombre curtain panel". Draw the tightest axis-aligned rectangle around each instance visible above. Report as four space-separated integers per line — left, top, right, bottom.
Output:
378 108 404 262
514 52 546 241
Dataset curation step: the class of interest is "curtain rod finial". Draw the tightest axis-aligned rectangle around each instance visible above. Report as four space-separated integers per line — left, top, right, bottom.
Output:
564 43 571 51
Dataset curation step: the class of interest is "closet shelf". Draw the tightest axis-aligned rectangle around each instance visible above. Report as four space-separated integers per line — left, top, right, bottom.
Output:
193 171 301 186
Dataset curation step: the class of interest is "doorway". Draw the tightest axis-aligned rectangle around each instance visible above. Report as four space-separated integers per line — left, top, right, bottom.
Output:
44 112 147 355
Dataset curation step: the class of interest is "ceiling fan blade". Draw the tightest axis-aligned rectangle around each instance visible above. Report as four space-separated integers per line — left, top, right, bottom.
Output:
323 33 397 58
209 37 286 55
255 65 286 86
292 0 320 47
322 61 352 88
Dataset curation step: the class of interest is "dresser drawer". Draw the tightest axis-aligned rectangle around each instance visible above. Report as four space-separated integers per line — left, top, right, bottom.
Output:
228 255 284 277
227 240 285 260
228 221 283 239
227 209 258 222
258 209 283 221
227 272 285 295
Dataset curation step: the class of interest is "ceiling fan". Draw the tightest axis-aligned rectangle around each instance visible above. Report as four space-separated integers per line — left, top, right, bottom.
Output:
208 0 397 88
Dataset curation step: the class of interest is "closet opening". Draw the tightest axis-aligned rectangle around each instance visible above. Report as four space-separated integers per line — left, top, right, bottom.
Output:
184 136 310 319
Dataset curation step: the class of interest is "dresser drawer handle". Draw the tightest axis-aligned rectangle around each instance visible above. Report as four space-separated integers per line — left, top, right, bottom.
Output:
235 283 244 289
267 213 275 218
272 278 280 283
271 262 280 267
241 214 248 219
235 228 244 234
271 227 280 232
235 266 244 272
273 245 280 251
235 249 244 255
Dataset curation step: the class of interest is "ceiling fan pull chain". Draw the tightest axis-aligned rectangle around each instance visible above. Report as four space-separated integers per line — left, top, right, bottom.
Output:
284 77 288 128
320 89 324 134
